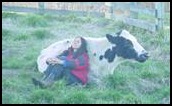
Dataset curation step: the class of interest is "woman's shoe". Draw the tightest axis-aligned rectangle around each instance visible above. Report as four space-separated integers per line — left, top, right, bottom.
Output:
32 78 39 86
32 78 45 88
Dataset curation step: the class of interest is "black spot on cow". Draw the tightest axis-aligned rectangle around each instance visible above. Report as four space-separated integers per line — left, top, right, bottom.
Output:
106 33 138 61
99 55 103 60
100 46 116 63
106 30 122 44
115 30 122 36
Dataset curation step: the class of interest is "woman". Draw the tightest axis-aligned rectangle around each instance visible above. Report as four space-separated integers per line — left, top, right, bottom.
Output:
32 37 89 88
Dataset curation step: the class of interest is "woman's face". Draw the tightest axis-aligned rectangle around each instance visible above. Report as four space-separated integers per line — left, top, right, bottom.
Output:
72 37 82 49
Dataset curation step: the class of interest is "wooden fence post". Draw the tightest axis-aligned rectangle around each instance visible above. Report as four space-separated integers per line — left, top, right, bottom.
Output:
155 2 164 30
105 2 113 19
38 2 44 14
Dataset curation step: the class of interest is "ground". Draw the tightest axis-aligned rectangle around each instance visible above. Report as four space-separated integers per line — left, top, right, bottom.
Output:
2 11 170 104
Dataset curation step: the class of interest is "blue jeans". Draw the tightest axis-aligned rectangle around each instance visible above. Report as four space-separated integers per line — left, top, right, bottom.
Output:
44 64 82 85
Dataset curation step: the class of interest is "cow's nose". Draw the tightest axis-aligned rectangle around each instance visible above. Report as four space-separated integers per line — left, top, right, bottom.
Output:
140 51 149 60
137 51 149 62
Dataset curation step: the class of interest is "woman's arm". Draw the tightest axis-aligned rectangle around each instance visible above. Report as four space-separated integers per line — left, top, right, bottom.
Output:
46 49 69 65
63 55 88 70
57 50 69 57
46 57 64 65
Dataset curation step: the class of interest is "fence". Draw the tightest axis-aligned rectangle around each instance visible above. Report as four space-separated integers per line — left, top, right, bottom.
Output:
105 2 168 32
2 2 169 32
2 2 106 17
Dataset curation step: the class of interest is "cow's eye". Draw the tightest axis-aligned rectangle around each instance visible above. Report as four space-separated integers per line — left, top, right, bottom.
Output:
125 41 133 46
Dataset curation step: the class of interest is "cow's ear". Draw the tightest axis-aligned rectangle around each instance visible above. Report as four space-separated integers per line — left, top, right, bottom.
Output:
106 34 116 44
115 30 122 36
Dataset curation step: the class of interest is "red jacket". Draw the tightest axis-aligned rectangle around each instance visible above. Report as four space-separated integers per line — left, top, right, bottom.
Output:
58 48 89 84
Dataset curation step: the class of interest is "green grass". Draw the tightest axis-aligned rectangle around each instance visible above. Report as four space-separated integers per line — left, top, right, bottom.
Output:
20 13 49 27
2 29 12 40
14 33 30 41
31 28 52 39
2 11 170 104
29 89 55 103
138 13 155 22
164 12 170 26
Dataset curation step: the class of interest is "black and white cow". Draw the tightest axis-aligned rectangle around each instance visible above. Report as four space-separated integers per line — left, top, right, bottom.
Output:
37 30 149 84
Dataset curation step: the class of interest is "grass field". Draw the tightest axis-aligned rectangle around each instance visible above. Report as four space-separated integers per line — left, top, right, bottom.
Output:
2 11 170 104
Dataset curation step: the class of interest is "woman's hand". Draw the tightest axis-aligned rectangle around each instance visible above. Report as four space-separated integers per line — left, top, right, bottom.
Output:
46 58 54 64
46 58 64 65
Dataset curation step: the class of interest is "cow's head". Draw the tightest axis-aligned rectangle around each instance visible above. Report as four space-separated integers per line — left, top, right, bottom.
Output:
105 30 149 62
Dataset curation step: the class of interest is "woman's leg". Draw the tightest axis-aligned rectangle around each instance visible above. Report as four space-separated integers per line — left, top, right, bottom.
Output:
41 65 54 80
33 64 65 88
48 64 65 80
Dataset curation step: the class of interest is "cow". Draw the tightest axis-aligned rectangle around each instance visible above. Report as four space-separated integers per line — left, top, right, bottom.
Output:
37 29 149 85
